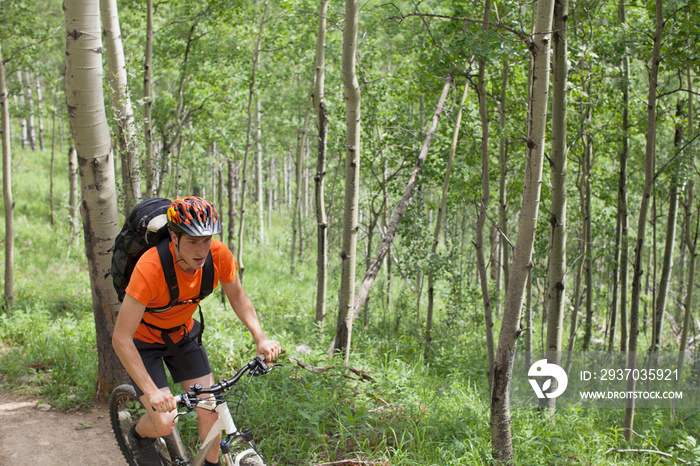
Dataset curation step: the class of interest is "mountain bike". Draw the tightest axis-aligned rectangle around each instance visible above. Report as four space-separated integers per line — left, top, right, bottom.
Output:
109 355 277 466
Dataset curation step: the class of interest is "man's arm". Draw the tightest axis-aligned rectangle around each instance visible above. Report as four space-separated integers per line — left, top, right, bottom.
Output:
112 295 176 412
220 276 282 362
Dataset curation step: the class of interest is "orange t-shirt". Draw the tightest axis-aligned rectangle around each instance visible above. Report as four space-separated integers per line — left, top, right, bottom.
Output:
126 238 238 344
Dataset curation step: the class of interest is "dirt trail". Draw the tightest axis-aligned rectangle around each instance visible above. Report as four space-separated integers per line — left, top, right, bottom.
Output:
0 391 127 465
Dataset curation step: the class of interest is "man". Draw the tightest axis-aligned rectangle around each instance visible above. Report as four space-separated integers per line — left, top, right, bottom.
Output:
113 196 282 466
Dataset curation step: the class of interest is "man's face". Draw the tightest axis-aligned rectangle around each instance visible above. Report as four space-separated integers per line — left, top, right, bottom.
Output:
172 232 213 271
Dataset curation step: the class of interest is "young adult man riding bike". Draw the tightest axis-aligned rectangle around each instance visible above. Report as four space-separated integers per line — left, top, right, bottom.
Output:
113 196 282 466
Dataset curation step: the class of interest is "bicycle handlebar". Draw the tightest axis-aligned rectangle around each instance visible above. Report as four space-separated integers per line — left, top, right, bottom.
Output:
177 355 275 410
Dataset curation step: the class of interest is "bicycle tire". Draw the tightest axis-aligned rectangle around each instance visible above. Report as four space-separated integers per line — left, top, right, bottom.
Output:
235 449 266 466
109 384 178 466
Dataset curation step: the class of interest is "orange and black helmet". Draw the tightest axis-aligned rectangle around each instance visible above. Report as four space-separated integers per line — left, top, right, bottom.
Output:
167 196 222 236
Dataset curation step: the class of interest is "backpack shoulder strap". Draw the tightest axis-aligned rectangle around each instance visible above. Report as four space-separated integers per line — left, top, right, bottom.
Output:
198 251 215 300
155 238 179 308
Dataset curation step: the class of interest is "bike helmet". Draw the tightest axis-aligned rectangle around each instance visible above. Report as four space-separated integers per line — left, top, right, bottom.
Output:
167 196 222 236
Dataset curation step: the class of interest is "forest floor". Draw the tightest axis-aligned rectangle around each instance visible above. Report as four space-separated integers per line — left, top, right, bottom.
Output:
0 388 126 465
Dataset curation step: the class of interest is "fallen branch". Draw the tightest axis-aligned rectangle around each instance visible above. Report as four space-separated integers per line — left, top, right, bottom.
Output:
293 358 335 373
347 367 376 383
604 448 690 464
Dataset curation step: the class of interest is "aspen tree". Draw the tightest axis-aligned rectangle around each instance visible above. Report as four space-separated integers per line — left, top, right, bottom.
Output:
64 0 126 394
1 44 14 309
334 0 361 362
490 0 555 458
100 0 140 211
313 0 329 324
623 0 664 440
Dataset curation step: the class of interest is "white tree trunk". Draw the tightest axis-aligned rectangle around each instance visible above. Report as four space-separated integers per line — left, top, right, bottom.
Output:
490 0 555 458
542 0 570 413
623 0 664 439
1 44 14 309
334 0 361 363
65 0 125 395
100 0 141 212
313 0 329 324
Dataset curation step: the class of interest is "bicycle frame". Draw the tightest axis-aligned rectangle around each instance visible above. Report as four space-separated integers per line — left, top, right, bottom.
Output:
188 397 262 466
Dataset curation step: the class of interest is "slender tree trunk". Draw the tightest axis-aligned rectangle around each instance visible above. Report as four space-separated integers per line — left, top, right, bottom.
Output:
313 0 329 324
227 157 237 249
498 59 510 306
237 0 268 278
649 179 679 354
334 0 362 363
542 0 569 413
1 44 14 309
256 99 264 244
143 0 155 198
35 74 45 151
676 183 696 412
581 106 593 351
24 69 36 151
490 0 555 459
619 50 630 353
16 70 27 149
65 0 127 396
100 0 141 212
291 99 311 273
472 0 494 380
428 80 468 360
50 102 56 226
649 103 682 356
609 25 632 351
675 66 696 412
623 0 663 440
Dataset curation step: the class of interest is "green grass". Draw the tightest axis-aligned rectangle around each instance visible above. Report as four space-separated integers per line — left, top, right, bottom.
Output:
1 147 699 464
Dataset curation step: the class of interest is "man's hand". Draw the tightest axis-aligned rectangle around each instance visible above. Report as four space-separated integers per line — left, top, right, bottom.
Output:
256 338 283 364
147 389 177 413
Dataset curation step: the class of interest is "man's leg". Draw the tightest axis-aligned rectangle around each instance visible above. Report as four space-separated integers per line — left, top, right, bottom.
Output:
180 372 221 464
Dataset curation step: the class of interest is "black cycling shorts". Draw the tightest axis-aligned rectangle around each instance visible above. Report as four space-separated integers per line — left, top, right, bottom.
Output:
132 320 213 397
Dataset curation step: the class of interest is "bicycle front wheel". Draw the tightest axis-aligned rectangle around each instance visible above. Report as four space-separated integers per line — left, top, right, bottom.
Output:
109 384 179 466
231 448 266 466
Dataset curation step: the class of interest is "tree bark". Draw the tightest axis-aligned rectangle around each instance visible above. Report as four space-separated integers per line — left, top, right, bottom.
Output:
100 0 141 212
542 0 569 413
313 0 329 324
334 0 362 363
623 0 663 441
581 105 593 351
675 66 696 413
618 43 631 353
24 69 36 151
490 0 555 459
472 0 494 380
64 0 127 397
256 99 264 244
1 44 14 309
35 74 45 151
648 176 679 355
291 99 312 273
143 0 155 198
497 58 510 317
